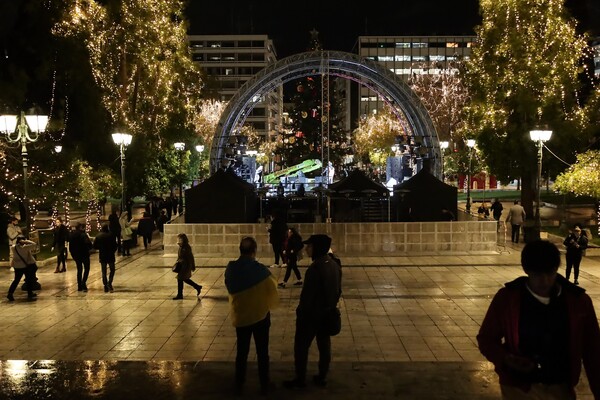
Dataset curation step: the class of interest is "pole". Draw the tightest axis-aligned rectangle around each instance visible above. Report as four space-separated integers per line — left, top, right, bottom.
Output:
179 152 183 214
466 148 472 214
535 139 543 234
120 143 126 213
20 122 30 235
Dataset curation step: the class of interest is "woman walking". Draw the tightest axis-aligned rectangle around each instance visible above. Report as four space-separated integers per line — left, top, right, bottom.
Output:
278 227 304 288
119 211 133 256
173 233 202 300
7 236 38 301
563 224 588 285
52 217 69 273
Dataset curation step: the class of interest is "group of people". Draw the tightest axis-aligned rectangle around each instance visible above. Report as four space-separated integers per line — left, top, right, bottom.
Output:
224 233 342 396
268 211 305 287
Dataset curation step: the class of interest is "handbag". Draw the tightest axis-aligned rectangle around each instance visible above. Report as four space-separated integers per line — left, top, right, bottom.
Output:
326 307 341 336
172 262 182 273
15 246 37 270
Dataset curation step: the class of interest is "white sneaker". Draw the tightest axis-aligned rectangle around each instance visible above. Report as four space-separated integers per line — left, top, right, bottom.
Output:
280 264 286 268
270 264 278 268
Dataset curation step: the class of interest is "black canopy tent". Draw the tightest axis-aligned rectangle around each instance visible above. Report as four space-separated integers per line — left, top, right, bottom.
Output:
328 169 389 221
393 168 458 221
185 169 258 223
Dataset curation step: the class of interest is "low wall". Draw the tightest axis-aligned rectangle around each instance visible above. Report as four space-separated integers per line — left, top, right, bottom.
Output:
164 221 498 258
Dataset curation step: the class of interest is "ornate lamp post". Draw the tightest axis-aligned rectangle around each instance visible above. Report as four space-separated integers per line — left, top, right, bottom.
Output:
0 110 49 235
465 139 476 214
530 129 552 239
112 132 133 213
439 141 449 182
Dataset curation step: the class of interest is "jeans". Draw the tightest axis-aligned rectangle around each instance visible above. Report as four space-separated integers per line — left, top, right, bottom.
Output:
283 254 301 283
75 257 91 289
235 313 271 389
142 234 152 249
101 261 115 287
272 242 284 265
293 314 331 382
8 266 35 295
565 252 583 281
56 245 67 270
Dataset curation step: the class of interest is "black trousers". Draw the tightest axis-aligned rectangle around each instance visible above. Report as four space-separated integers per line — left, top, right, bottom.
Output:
142 233 152 249
235 313 271 388
293 315 331 382
101 261 115 287
8 266 35 295
565 252 583 281
511 224 521 243
177 278 201 295
271 242 284 265
75 257 91 288
283 254 301 282
56 245 67 269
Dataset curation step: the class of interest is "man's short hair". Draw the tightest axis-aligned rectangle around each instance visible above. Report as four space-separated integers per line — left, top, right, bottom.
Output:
239 236 257 255
521 240 560 273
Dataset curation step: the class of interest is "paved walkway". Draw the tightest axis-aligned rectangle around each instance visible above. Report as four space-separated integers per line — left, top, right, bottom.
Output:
0 238 598 399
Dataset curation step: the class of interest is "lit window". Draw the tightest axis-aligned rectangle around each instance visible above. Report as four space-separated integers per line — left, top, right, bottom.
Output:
413 56 427 61
412 43 428 48
395 55 411 61
446 42 459 48
430 55 445 61
395 42 411 48
379 56 394 62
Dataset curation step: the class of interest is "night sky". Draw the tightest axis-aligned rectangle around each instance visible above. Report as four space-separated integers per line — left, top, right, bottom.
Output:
185 0 600 59
185 0 482 58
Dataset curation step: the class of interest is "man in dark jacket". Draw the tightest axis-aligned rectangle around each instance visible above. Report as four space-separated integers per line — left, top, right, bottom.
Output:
268 211 288 268
283 234 342 389
477 240 600 399
93 224 118 293
137 212 156 250
68 222 93 292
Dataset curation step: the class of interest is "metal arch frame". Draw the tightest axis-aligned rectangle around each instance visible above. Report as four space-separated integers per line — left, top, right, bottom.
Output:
211 50 442 178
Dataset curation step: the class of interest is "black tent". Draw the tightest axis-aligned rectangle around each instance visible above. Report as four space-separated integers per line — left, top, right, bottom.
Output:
393 168 458 221
328 169 389 196
185 169 258 223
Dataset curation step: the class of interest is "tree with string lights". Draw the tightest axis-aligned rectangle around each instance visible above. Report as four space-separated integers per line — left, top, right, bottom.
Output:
274 30 351 172
463 0 592 216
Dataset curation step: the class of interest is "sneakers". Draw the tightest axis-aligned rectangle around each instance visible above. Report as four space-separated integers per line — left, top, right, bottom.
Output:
574 280 579 285
280 264 286 268
278 282 286 288
270 264 279 268
293 280 303 286
283 379 306 389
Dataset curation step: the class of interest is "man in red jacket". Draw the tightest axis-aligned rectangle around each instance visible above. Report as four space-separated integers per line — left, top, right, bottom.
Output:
477 240 600 399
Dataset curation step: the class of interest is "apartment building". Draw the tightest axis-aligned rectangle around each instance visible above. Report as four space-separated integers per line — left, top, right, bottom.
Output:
593 38 600 77
357 35 476 117
187 34 283 144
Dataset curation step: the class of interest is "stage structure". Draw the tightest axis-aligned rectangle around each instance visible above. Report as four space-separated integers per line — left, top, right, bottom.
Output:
210 50 441 179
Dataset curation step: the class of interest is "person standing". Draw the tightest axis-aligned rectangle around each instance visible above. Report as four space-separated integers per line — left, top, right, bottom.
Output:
477 240 600 399
6 216 22 267
224 236 279 396
490 198 504 229
156 209 169 250
69 222 93 292
93 224 118 293
279 227 304 288
284 234 342 389
506 200 526 243
51 217 69 273
7 236 38 301
119 212 133 256
268 210 287 268
108 207 122 256
137 211 156 250
563 224 588 285
172 233 202 300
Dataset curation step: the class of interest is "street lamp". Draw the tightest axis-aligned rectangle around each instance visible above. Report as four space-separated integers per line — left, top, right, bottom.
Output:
439 141 449 182
0 110 49 235
174 142 185 214
530 129 552 238
112 132 133 214
465 139 476 214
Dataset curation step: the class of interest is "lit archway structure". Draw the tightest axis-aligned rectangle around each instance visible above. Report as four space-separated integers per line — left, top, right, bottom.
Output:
210 50 442 178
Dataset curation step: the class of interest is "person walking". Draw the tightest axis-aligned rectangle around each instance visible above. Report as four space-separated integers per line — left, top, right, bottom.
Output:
69 222 93 292
108 207 122 256
279 227 304 288
7 236 38 301
268 210 287 268
283 234 342 389
137 211 156 250
51 217 69 273
93 224 118 293
119 211 133 256
224 236 279 396
490 198 504 230
172 233 202 300
563 224 588 285
156 209 169 250
506 200 526 243
6 216 22 268
477 239 600 399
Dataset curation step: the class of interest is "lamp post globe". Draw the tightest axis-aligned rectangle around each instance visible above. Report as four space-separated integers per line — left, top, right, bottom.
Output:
529 129 552 240
112 132 132 214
